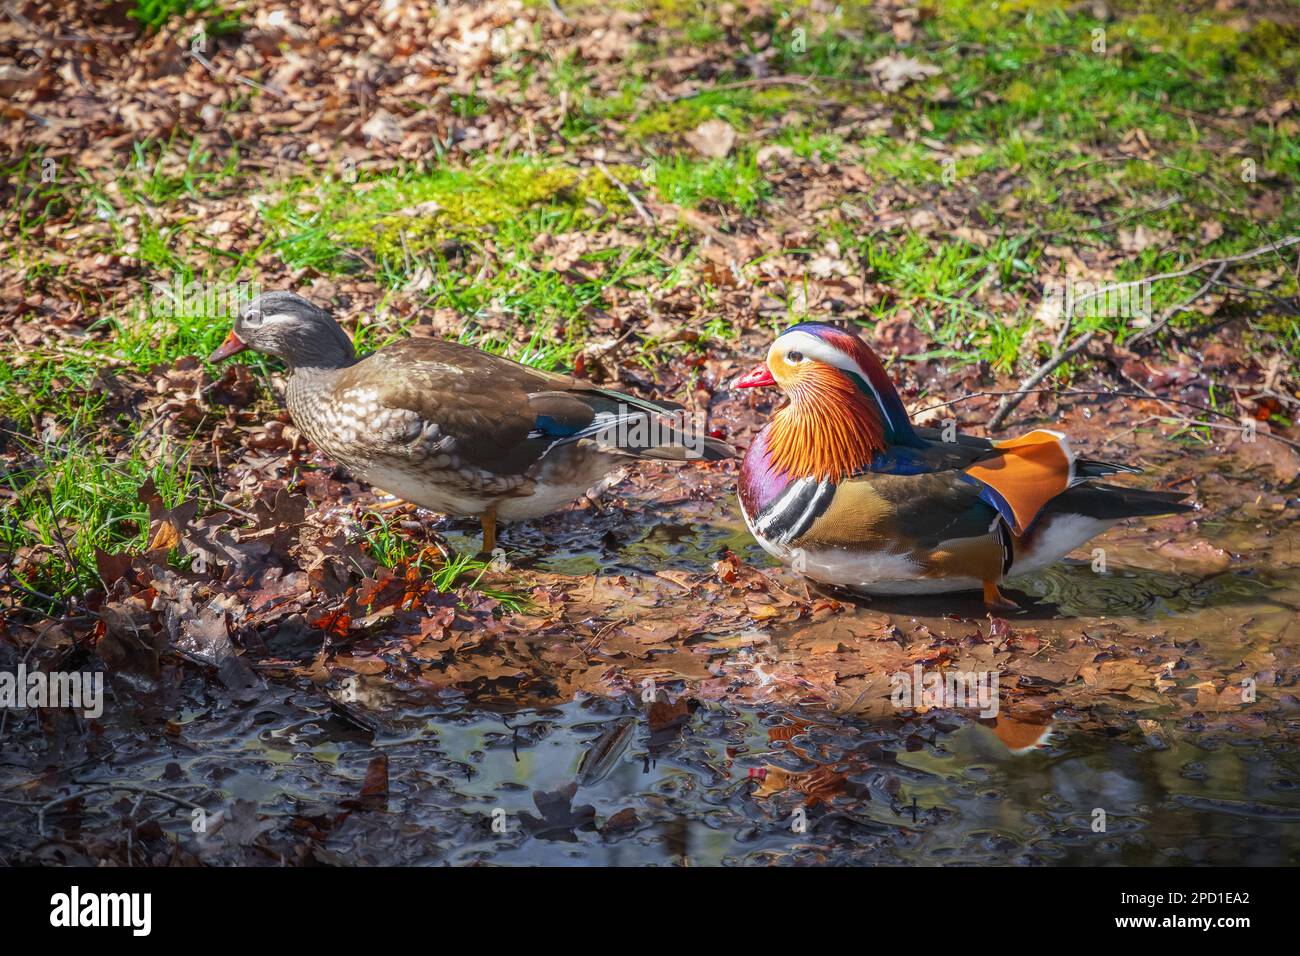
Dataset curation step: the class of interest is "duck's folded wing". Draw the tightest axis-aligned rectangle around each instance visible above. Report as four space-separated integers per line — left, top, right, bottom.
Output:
333 340 566 477
959 429 1079 536
911 424 1140 479
797 472 1001 551
794 472 1011 581
347 339 731 475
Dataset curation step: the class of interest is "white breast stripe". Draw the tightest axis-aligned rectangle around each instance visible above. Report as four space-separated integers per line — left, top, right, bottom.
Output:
755 477 834 544
754 477 814 537
783 480 833 544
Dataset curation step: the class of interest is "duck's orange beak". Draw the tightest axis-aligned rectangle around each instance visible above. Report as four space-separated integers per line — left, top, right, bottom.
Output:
207 330 248 362
736 362 776 388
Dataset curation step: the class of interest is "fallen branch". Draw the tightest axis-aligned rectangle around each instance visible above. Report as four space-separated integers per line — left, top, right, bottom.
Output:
924 387 1300 453
0 783 214 837
988 332 1094 431
1128 261 1228 346
990 234 1300 430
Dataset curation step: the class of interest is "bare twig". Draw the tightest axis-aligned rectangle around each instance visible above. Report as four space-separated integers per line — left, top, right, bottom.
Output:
1035 193 1182 241
1129 261 1228 345
1203 275 1300 314
1052 155 1298 275
988 332 1095 431
991 235 1300 430
1137 234 1300 285
38 485 76 573
595 160 654 227
28 783 212 837
188 49 287 101
921 387 1300 453
3 2 96 43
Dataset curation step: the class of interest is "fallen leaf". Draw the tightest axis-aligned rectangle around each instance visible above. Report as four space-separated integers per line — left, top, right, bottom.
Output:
684 119 736 158
868 54 941 93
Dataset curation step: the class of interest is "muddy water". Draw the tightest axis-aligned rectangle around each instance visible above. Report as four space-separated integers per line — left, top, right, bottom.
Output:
3 457 1298 866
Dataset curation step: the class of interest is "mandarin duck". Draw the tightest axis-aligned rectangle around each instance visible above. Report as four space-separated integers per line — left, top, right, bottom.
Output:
735 322 1192 610
209 291 733 552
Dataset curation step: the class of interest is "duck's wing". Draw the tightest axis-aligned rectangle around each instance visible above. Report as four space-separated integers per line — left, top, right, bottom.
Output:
790 462 1190 586
336 338 732 477
797 471 1001 550
909 424 1141 478
896 426 1150 536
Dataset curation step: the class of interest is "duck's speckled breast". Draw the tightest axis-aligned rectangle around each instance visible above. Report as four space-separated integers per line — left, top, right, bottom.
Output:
284 368 362 461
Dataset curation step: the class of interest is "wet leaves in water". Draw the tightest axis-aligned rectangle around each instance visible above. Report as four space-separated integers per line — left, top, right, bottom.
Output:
518 783 597 842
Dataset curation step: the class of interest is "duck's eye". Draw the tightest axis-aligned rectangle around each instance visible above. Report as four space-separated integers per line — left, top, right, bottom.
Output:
242 309 264 327
786 350 805 363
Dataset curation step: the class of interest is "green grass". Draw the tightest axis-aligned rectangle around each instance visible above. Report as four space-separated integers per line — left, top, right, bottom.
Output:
129 0 242 33
256 155 729 368
263 159 632 266
652 151 770 212
353 512 529 613
1 433 207 602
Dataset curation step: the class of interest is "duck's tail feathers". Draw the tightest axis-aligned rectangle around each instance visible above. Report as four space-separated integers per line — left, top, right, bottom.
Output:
530 388 736 460
595 409 735 460
578 396 736 461
629 435 736 461
1074 457 1143 479
1057 483 1195 520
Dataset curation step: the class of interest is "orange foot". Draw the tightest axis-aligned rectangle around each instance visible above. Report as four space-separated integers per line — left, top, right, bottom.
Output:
983 580 1021 613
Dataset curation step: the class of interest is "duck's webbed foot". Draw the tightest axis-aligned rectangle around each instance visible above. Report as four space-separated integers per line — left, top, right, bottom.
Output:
982 580 1021 612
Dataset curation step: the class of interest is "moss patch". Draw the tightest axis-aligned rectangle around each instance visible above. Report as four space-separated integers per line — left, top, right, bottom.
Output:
276 161 638 262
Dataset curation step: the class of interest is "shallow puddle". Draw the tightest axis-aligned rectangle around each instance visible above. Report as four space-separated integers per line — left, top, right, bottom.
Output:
6 674 1299 865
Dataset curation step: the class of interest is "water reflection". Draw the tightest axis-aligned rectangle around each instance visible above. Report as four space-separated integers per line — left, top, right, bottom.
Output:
8 682 1297 865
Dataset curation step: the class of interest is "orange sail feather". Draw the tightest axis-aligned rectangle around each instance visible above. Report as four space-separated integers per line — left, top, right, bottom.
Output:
963 430 1074 535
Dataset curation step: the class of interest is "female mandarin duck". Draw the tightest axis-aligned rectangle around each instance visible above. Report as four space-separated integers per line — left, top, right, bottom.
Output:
209 291 732 552
736 322 1192 610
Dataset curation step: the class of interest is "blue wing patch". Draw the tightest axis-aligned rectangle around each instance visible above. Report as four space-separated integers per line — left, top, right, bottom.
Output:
533 414 584 438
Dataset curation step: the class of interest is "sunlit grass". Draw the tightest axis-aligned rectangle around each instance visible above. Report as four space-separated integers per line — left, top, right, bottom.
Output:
354 511 529 613
0 432 207 602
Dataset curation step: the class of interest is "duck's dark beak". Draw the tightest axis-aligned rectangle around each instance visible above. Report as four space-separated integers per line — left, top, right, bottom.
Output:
208 330 248 362
736 362 776 388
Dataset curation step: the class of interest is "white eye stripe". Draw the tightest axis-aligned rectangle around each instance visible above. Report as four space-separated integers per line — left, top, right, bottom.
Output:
243 311 295 326
772 329 892 416
773 331 862 375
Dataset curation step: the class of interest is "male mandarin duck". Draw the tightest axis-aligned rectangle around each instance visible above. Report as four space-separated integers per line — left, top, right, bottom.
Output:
735 322 1192 610
209 291 733 551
